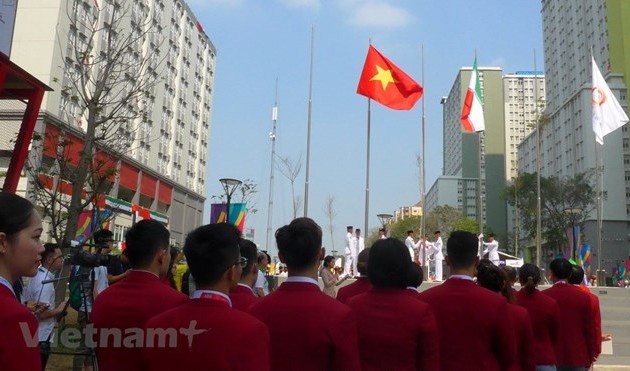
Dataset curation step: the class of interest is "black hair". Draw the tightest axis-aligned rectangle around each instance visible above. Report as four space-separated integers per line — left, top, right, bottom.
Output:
0 192 35 243
368 238 410 289
378 228 385 232
569 265 585 285
323 255 335 268
275 217 322 271
446 230 478 269
502 265 517 283
357 248 370 275
477 259 514 303
518 263 541 295
42 243 60 263
407 230 414 235
93 229 114 247
124 219 170 269
239 239 258 278
184 223 241 287
407 263 423 288
549 258 573 279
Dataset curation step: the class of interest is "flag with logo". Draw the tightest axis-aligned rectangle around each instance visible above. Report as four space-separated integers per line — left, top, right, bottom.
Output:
592 56 629 144
210 203 246 232
461 57 485 132
356 45 423 110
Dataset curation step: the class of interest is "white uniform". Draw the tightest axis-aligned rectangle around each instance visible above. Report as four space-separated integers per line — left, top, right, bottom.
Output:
421 239 434 267
24 267 56 342
483 239 500 266
404 236 421 263
344 232 356 276
432 236 444 281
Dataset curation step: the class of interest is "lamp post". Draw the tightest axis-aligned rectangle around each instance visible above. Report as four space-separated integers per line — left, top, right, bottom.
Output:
376 213 393 236
219 178 242 224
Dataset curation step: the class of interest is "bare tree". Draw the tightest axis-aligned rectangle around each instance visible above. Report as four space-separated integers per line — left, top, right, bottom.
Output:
323 195 337 253
276 154 302 219
211 179 259 215
26 0 162 243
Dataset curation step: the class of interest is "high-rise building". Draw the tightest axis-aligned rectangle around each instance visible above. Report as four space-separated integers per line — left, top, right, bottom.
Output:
518 0 630 263
1 0 216 244
427 66 507 245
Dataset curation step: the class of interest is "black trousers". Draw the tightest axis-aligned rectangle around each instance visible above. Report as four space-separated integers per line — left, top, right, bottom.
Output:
39 341 50 371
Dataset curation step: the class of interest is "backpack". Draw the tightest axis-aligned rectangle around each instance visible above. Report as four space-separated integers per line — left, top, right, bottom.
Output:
68 266 90 311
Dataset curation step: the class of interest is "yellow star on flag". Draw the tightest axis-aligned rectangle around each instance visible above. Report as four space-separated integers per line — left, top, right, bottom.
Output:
370 65 397 90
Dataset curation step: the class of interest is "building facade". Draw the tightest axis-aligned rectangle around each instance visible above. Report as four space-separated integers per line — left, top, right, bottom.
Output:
518 0 630 265
393 202 423 223
2 0 216 245
431 67 507 245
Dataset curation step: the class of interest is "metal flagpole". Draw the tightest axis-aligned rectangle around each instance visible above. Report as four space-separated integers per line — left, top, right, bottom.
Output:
421 44 427 271
475 50 484 259
534 49 542 268
364 97 371 236
303 25 314 217
266 79 278 253
596 134 603 283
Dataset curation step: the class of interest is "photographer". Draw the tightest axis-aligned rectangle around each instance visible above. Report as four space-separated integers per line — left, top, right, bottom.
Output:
71 229 113 371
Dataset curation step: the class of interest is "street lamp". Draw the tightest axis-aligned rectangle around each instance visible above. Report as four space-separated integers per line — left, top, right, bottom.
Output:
219 178 242 224
376 213 394 231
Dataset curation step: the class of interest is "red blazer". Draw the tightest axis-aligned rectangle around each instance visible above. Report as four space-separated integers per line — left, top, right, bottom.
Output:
91 270 187 371
515 289 560 366
578 285 602 359
543 283 594 367
336 277 372 304
0 285 40 371
508 303 535 371
418 278 517 371
229 283 259 312
249 281 361 371
144 297 270 371
347 288 439 371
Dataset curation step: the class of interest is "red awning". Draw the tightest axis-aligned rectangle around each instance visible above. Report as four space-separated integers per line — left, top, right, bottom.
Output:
120 162 138 190
140 173 157 198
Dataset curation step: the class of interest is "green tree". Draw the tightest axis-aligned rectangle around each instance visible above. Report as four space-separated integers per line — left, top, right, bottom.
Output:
387 216 421 240
425 205 462 237
503 171 596 254
451 218 480 235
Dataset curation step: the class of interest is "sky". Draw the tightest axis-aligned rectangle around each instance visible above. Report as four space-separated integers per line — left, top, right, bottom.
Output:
186 0 544 257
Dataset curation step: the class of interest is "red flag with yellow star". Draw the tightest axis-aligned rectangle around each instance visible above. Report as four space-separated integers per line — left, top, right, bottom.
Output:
357 45 423 110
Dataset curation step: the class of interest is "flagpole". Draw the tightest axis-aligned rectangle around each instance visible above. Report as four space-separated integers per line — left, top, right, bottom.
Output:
534 49 542 269
596 141 603 284
364 96 371 236
303 25 314 217
475 50 484 259
266 79 278 255
421 44 427 271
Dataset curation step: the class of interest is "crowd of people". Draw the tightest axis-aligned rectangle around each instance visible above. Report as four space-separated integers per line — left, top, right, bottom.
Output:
0 192 604 371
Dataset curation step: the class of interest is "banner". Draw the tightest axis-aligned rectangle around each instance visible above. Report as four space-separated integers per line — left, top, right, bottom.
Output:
578 244 592 280
75 209 113 243
210 203 246 232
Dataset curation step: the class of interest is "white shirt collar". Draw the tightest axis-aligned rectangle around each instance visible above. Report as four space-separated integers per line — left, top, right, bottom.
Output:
406 287 418 291
0 275 15 296
237 283 256 295
553 280 569 285
449 274 475 281
286 276 319 286
192 289 232 307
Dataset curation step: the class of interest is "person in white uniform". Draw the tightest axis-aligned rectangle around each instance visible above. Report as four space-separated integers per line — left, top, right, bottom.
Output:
354 229 365 276
421 234 434 268
404 230 421 263
481 233 500 266
344 226 356 276
431 231 444 281
378 228 387 240
23 243 67 369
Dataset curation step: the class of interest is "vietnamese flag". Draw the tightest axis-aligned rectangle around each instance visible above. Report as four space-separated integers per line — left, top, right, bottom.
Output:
357 45 423 110
461 57 485 132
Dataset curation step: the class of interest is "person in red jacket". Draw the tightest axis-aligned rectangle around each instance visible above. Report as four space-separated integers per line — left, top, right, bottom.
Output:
569 265 602 363
145 223 270 371
477 259 535 371
543 258 595 370
0 192 44 371
347 238 439 370
337 247 372 304
91 220 188 371
250 217 361 371
516 263 561 370
229 238 260 312
418 231 517 371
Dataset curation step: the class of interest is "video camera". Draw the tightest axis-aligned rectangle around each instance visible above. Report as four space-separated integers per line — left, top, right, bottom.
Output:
64 240 120 268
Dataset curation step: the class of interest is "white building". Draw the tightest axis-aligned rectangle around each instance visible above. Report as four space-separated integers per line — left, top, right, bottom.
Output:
518 0 630 264
2 0 216 245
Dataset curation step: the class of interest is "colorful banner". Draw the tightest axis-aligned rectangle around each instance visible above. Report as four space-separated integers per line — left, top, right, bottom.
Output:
210 203 246 232
578 244 592 279
565 225 580 260
75 209 113 243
